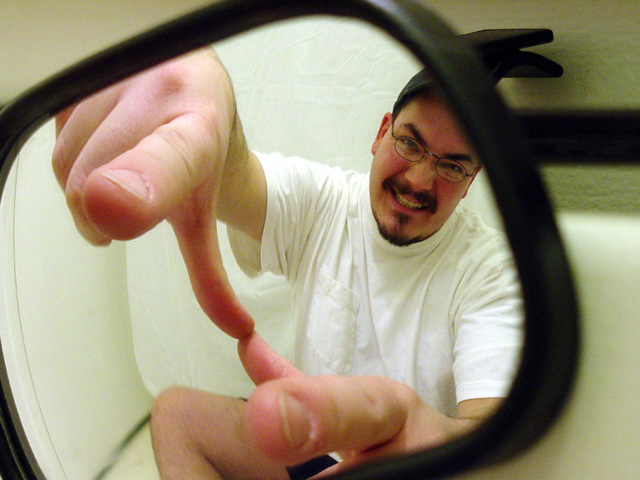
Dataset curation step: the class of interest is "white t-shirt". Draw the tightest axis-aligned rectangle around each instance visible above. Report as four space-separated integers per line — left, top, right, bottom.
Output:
229 152 523 416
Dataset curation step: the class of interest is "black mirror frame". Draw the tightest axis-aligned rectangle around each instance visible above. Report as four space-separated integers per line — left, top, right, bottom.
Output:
0 1 579 479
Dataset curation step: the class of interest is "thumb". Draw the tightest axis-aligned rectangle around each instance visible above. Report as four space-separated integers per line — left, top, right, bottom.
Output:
81 113 221 241
245 375 413 466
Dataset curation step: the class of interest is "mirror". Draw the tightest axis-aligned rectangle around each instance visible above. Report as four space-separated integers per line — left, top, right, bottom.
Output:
0 2 577 480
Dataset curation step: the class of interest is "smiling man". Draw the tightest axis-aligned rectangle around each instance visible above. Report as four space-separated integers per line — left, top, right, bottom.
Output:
54 49 522 480
370 78 480 246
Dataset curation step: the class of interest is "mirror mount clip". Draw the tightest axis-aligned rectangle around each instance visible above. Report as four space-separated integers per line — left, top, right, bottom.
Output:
464 28 564 81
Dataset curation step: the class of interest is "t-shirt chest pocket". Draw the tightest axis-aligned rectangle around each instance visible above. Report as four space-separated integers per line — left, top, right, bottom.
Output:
306 265 360 375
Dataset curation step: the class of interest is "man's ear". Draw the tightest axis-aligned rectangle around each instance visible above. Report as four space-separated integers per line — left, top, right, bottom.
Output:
371 112 394 155
461 164 482 199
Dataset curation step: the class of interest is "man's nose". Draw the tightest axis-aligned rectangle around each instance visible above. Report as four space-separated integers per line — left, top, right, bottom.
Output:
404 156 438 190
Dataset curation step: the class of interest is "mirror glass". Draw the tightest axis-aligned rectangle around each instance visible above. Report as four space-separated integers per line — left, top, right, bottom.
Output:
0 15 523 480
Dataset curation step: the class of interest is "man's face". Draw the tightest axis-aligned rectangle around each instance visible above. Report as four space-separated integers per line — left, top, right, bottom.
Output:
369 93 480 246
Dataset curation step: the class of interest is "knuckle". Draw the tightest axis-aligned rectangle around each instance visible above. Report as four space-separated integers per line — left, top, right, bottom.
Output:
153 62 193 97
350 382 391 431
64 183 87 224
149 55 209 104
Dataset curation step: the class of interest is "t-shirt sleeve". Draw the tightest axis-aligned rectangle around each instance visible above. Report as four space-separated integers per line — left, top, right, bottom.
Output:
451 234 524 403
227 151 340 282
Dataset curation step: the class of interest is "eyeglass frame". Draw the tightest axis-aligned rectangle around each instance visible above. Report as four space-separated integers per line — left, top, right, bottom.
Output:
390 122 478 183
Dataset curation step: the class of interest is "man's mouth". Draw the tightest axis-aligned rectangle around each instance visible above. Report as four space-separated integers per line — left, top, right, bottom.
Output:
394 190 430 210
387 180 436 213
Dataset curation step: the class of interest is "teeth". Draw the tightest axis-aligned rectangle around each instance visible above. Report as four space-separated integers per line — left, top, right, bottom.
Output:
395 191 426 210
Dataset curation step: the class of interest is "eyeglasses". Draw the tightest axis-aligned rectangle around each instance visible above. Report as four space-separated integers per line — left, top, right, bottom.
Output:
390 124 476 183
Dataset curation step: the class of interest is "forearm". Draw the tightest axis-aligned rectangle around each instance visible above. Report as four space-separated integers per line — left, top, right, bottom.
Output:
205 49 267 241
448 397 503 437
216 116 267 241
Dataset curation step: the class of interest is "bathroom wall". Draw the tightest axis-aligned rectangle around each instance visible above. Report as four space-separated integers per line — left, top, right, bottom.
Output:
0 122 154 478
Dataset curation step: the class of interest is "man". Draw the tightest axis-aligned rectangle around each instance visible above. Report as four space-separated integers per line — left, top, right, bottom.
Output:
53 48 522 479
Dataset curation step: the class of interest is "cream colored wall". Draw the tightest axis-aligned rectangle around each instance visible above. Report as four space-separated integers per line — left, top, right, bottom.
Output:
3 0 639 109
418 3 640 479
0 0 211 101
453 212 640 480
0 121 154 479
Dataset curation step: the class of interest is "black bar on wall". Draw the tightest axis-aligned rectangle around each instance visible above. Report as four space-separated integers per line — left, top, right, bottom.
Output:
517 109 640 165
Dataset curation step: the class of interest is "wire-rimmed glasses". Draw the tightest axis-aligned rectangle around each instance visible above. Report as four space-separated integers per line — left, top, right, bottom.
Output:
391 124 476 183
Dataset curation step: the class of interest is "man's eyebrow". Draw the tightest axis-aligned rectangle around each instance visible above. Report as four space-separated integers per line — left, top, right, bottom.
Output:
401 122 477 165
403 123 428 148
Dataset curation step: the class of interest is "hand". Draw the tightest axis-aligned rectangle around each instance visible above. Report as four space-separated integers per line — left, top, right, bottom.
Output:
52 48 254 339
238 333 483 475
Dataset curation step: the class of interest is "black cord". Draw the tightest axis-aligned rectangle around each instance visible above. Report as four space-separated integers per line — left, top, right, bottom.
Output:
92 413 152 480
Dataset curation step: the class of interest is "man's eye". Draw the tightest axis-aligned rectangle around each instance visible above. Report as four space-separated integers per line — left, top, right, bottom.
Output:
440 160 464 174
401 137 421 154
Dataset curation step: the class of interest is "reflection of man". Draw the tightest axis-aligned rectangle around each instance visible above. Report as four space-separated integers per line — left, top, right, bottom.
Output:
53 49 522 479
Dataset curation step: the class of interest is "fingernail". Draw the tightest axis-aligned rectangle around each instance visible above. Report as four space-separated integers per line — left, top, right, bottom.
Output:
279 392 312 449
100 169 149 201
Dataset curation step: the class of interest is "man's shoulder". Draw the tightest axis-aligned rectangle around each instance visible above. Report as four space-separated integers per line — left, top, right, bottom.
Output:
452 204 503 236
255 151 368 193
447 205 512 257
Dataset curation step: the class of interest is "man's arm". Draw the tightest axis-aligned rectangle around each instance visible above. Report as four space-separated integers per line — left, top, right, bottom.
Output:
216 133 267 242
53 48 265 338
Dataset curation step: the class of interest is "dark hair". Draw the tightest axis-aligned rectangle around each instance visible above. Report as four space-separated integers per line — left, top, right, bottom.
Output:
392 68 436 117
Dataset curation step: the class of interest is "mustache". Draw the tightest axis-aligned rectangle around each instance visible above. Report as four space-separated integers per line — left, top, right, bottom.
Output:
383 178 437 211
